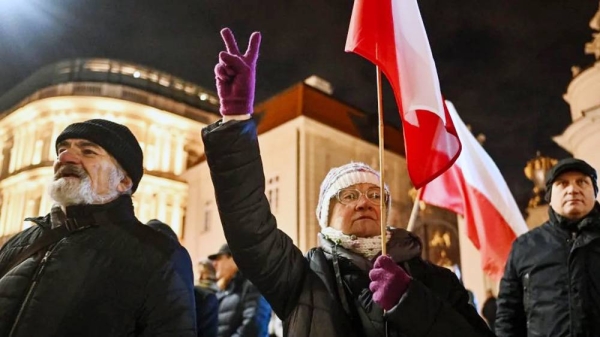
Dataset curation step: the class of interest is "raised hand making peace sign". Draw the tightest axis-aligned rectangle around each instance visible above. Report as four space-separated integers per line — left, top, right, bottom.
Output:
215 28 262 116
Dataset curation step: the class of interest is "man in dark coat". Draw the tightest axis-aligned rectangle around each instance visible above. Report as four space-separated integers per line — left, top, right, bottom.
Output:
201 27 494 337
496 158 600 337
0 120 197 337
208 244 271 337
194 285 219 337
147 219 218 337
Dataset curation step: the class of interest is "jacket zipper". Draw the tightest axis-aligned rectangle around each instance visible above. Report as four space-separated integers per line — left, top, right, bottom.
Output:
523 272 530 318
566 231 577 336
8 242 62 337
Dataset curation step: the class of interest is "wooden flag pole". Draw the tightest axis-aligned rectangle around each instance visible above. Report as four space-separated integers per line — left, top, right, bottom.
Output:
376 66 387 256
407 188 421 232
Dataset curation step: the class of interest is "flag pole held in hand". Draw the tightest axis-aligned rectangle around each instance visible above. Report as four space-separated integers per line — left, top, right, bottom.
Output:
376 66 387 256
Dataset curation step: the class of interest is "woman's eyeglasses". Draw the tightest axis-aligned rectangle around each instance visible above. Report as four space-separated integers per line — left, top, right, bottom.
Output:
335 187 389 205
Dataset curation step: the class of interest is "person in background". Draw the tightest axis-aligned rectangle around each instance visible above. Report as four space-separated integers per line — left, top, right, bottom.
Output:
195 260 219 337
449 264 478 309
208 243 271 337
146 218 180 241
481 289 497 332
147 219 218 337
198 259 219 293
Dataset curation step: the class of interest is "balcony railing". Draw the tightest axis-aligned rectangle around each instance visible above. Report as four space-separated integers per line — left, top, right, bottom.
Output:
8 82 219 125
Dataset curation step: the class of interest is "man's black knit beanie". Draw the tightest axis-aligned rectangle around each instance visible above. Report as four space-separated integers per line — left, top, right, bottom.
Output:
55 119 144 193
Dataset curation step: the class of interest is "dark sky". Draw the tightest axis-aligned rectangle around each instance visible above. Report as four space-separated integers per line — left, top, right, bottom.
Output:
0 0 598 212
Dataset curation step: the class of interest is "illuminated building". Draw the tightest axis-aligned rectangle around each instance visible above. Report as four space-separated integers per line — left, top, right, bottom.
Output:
0 58 219 244
555 3 600 174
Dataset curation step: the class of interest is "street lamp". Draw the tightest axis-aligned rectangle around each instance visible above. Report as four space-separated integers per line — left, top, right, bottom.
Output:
524 151 557 208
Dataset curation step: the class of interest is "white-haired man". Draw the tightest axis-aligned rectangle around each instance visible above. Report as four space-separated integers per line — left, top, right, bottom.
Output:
0 119 197 337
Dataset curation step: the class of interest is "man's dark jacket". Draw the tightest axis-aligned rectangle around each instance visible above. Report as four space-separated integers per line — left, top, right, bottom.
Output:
0 196 197 337
195 286 218 337
202 118 494 337
496 205 600 337
481 296 496 332
215 272 271 337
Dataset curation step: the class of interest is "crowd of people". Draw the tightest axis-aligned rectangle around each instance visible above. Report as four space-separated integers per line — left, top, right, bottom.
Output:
0 27 598 337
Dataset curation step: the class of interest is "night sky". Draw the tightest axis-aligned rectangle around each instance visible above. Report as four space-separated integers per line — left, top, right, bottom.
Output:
1 0 599 213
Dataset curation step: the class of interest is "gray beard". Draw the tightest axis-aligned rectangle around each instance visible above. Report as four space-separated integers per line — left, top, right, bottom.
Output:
48 169 122 206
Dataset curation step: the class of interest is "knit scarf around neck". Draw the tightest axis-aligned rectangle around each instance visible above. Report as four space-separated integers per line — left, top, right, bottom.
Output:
320 227 391 260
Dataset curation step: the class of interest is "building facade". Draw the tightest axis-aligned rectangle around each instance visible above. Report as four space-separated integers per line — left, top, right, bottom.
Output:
554 3 600 172
0 58 220 244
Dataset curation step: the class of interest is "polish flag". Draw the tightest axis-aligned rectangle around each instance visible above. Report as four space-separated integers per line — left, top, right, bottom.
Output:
345 0 461 188
421 101 529 279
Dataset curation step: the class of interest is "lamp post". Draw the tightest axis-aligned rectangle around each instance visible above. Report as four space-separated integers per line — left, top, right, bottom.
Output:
524 152 557 208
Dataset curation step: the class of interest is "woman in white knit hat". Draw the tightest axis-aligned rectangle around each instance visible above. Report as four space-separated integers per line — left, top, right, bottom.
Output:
202 27 494 337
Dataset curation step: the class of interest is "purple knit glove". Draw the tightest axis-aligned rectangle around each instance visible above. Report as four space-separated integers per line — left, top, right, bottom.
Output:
369 255 411 311
215 27 261 116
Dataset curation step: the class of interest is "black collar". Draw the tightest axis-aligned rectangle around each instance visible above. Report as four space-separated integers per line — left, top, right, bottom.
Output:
548 202 600 233
50 195 138 230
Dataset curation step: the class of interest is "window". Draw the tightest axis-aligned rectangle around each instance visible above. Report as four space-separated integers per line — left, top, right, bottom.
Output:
158 77 170 87
202 201 213 233
83 60 110 72
173 81 184 91
0 139 8 177
266 175 280 213
32 140 43 165
145 144 156 171
185 85 197 95
120 66 137 76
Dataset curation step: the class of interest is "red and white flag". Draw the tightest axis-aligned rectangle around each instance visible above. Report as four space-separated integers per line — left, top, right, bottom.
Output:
421 101 529 279
345 0 461 188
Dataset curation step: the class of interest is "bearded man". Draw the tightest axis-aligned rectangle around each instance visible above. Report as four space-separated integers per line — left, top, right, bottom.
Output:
0 119 197 337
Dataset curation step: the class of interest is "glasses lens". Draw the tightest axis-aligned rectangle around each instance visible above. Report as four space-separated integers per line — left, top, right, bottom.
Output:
366 188 382 202
338 189 360 204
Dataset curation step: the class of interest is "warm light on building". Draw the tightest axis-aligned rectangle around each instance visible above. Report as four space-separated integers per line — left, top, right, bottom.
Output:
0 58 220 244
554 3 600 174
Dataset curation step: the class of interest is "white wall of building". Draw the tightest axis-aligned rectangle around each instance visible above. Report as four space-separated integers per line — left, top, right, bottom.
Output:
181 161 224 269
555 62 600 187
563 62 600 121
